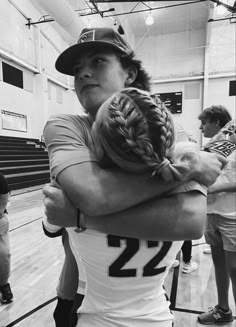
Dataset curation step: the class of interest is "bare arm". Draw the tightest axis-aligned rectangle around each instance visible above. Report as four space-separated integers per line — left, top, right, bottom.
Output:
43 185 206 241
57 162 183 216
45 116 183 216
44 116 225 217
208 181 236 193
84 191 207 241
57 150 224 216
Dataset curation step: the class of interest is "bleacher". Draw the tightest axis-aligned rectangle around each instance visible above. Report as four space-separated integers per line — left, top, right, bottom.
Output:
0 135 50 190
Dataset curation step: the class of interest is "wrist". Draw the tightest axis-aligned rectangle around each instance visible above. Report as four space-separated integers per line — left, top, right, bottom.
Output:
208 186 217 194
75 209 86 233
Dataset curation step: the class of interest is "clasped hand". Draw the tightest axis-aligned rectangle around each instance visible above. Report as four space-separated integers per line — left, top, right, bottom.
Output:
43 183 77 228
173 142 227 186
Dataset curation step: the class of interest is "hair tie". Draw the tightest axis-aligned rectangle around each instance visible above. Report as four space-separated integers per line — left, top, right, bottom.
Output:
152 158 170 177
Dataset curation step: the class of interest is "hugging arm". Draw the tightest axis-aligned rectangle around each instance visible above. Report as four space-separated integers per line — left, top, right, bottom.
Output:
57 161 183 216
43 185 206 241
44 117 183 217
208 181 236 193
53 150 223 217
85 190 207 241
44 117 224 218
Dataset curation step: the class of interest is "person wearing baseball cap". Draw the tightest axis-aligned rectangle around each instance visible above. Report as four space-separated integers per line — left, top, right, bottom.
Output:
56 28 132 75
43 27 225 327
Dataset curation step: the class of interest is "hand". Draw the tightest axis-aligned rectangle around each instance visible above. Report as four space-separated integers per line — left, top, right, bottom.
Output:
188 151 227 186
42 184 77 227
173 143 227 186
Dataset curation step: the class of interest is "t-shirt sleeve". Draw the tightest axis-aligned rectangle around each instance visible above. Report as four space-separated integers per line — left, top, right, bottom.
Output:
168 180 208 197
44 114 98 179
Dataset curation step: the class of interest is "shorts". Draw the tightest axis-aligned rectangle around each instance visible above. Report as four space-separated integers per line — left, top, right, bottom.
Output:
205 213 236 252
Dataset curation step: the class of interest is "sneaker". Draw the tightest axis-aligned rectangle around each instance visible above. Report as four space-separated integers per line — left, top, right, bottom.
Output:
171 260 180 268
198 305 233 325
182 261 198 274
0 283 13 304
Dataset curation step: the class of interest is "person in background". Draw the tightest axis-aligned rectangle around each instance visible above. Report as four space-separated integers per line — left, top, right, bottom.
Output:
171 240 199 273
0 172 13 304
43 27 226 326
198 105 235 325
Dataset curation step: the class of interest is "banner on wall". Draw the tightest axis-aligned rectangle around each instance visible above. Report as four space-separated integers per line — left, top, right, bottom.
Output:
1 110 27 132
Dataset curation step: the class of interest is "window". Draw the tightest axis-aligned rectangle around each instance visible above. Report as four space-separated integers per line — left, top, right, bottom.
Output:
2 62 23 89
229 80 236 96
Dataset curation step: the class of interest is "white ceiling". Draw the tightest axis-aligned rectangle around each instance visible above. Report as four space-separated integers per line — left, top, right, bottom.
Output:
31 0 236 46
32 0 211 38
83 0 211 37
67 0 209 37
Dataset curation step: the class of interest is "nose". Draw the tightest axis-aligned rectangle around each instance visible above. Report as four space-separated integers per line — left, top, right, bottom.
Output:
78 69 92 81
74 64 93 82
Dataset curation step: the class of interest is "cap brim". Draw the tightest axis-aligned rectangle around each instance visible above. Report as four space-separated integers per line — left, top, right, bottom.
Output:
55 41 126 76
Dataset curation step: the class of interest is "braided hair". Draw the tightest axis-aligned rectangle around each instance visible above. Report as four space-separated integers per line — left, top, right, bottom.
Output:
92 87 190 181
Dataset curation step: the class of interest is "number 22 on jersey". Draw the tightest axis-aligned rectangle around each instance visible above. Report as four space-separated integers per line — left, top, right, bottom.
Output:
107 235 172 278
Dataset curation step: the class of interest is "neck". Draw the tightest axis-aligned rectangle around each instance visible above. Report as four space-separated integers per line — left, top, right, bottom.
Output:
87 113 95 124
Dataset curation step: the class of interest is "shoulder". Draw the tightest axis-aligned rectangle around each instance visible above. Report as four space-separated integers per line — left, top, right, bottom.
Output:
45 113 90 128
43 114 92 143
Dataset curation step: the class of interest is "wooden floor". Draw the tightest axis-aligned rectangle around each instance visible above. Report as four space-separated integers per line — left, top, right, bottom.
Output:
0 186 235 327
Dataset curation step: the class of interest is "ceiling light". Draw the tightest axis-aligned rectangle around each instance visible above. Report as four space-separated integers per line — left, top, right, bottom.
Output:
145 13 154 26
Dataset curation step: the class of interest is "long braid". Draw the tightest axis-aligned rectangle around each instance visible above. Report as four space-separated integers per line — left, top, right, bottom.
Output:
92 87 191 181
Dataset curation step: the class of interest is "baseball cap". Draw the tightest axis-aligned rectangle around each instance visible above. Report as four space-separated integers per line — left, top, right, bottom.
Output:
55 27 133 76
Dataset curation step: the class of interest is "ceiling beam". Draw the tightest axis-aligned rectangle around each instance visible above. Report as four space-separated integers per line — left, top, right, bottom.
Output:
100 0 207 18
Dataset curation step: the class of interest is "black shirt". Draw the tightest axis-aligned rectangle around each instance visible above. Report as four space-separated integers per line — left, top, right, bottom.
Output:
0 173 10 214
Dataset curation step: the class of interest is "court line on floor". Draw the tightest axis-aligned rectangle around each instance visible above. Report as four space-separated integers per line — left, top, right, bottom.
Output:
4 256 236 326
4 297 57 327
9 216 42 232
170 243 236 320
6 238 231 325
11 187 43 197
170 241 208 310
193 242 206 247
4 248 182 325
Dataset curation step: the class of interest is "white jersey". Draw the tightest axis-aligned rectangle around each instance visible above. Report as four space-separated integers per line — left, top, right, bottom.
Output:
67 227 87 295
75 229 182 327
72 181 206 327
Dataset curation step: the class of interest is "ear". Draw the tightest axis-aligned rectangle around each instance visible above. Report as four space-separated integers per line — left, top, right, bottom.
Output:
215 119 220 127
125 66 137 87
